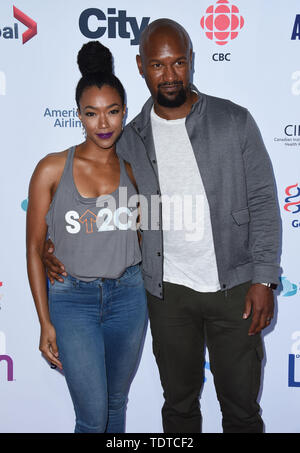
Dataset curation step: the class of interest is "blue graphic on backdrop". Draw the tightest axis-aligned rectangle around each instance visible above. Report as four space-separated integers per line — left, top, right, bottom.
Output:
204 361 210 382
21 199 28 211
280 277 298 297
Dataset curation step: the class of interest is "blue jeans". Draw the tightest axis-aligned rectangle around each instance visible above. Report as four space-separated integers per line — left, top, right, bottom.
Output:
48 264 148 433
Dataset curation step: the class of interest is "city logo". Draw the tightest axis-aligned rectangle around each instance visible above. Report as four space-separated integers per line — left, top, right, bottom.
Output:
0 6 37 44
288 331 300 387
0 71 6 96
291 71 300 96
284 184 300 214
291 15 300 41
280 277 298 297
200 0 244 46
79 8 150 45
0 331 14 382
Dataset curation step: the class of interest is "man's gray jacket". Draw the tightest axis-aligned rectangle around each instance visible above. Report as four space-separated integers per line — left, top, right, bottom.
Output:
117 87 281 299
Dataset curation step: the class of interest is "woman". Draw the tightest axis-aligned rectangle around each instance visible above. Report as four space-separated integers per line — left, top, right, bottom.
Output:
26 41 147 433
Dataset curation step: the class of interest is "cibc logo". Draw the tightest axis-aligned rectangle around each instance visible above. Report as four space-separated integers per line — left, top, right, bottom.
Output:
79 8 150 45
200 0 244 61
284 125 300 137
0 331 14 382
288 331 300 387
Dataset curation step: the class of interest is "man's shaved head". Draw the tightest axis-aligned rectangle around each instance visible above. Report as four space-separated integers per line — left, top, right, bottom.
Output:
136 18 196 116
139 19 191 61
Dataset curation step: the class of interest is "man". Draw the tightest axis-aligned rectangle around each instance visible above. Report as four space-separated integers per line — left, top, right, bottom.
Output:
44 19 280 433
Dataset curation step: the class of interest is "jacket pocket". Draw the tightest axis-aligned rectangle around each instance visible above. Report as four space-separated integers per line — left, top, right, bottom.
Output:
230 207 251 266
231 207 250 226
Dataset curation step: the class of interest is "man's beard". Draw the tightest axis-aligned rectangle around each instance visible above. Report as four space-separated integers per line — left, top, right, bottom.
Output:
156 82 187 108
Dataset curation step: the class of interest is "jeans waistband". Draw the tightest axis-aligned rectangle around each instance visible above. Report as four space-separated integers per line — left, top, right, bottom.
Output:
62 263 141 287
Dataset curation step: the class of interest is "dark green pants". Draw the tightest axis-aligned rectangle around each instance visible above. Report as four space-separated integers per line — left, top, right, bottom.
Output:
147 281 264 433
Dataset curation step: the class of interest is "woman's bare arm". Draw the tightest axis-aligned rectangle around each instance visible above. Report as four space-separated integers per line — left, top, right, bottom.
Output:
26 154 65 369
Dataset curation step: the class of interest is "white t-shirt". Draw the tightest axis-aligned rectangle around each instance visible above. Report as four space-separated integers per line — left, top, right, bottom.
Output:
151 106 220 292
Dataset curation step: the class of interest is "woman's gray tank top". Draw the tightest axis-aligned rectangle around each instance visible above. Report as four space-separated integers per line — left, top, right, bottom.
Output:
46 146 141 280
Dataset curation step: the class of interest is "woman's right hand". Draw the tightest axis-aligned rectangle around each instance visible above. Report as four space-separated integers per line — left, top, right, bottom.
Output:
39 323 63 370
42 238 67 284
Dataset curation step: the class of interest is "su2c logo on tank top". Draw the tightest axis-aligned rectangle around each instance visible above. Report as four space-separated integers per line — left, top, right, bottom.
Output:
65 198 139 234
65 207 138 233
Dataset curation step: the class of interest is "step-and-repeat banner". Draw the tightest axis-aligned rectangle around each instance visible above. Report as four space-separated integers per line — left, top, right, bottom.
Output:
0 0 299 433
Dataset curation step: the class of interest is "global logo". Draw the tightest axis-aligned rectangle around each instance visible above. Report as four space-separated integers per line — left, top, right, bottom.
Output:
200 0 244 46
284 183 300 214
0 6 37 44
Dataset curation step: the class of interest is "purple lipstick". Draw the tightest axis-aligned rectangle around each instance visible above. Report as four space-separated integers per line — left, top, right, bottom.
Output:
97 132 113 139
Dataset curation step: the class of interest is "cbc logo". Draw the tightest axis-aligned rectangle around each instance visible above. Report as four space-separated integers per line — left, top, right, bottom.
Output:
212 53 231 61
200 0 244 46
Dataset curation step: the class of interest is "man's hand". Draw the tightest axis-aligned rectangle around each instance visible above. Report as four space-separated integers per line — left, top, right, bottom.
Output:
243 284 274 336
42 238 67 284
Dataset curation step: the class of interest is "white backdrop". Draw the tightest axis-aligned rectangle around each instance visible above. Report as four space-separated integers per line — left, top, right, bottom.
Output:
0 0 300 433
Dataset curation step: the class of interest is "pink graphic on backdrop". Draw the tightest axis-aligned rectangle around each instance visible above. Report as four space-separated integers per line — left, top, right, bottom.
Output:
200 0 244 45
